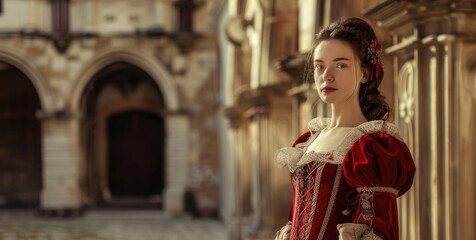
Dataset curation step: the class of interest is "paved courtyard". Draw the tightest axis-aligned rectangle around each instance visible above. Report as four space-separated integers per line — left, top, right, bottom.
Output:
0 210 227 240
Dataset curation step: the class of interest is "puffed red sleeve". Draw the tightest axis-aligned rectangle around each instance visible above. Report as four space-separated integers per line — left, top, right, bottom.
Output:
342 132 416 240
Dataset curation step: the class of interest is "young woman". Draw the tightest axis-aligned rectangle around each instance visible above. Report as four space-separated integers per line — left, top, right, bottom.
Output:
274 18 416 240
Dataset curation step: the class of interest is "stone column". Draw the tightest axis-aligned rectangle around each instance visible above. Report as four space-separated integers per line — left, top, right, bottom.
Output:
38 110 83 216
227 112 245 240
268 96 294 231
244 104 275 239
223 106 247 240
163 112 190 216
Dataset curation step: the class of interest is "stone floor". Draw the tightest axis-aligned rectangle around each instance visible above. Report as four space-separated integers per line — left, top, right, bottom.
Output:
0 210 227 240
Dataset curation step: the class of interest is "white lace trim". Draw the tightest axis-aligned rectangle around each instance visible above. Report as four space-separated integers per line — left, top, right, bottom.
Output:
337 223 383 239
356 187 399 196
274 147 304 173
274 117 403 172
362 229 384 240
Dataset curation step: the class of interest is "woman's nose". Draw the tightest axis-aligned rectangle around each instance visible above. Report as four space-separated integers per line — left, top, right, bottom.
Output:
322 68 334 82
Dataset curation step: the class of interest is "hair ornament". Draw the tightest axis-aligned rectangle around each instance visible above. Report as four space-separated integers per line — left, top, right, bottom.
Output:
367 37 382 81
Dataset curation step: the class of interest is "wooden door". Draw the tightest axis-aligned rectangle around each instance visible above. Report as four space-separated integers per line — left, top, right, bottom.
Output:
0 62 42 208
107 110 165 197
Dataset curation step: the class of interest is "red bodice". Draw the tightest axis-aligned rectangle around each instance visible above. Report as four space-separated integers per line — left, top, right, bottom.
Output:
275 119 416 240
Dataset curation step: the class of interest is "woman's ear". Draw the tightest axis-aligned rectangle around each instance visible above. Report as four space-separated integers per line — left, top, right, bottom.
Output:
361 67 370 83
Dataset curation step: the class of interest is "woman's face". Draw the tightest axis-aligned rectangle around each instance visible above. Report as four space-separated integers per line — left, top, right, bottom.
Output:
313 39 368 105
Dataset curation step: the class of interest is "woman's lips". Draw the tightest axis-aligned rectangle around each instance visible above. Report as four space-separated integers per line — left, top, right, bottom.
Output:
322 87 337 93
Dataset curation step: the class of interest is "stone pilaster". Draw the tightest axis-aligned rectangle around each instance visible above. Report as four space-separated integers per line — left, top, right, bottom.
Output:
37 110 84 216
163 112 190 216
244 104 274 240
223 107 245 240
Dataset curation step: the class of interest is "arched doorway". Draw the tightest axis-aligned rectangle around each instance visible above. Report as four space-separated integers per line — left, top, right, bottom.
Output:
0 61 42 208
80 62 165 208
107 110 165 197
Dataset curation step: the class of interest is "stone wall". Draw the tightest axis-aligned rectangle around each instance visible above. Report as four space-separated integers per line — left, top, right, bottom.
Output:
0 0 222 217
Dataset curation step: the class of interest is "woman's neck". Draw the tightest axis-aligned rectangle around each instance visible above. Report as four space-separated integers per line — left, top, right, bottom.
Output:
329 100 368 128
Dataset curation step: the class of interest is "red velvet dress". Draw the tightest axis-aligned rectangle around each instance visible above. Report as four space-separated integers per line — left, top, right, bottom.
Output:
274 118 415 240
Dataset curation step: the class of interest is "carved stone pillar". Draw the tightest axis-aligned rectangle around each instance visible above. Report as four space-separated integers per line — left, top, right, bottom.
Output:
245 104 274 239
242 88 294 239
365 1 476 239
37 110 84 216
223 107 246 240
163 112 190 216
268 96 294 230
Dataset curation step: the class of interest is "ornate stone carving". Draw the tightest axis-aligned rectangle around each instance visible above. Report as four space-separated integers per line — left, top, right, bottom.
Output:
398 62 415 126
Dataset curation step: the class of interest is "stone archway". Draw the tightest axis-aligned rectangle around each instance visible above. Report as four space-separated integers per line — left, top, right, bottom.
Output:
69 50 188 214
0 61 42 208
0 47 52 210
80 62 165 206
0 46 51 111
67 47 179 111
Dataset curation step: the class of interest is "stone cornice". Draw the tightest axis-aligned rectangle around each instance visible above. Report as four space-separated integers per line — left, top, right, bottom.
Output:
222 82 293 124
286 83 317 102
275 52 309 84
365 0 476 55
364 0 411 31
222 106 242 129
236 82 292 107
365 0 476 33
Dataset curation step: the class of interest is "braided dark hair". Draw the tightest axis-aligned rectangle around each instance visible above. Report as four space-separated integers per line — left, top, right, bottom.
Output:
308 17 391 121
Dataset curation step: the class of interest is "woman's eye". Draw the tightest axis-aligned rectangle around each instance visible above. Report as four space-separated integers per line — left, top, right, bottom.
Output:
315 65 323 70
337 64 346 68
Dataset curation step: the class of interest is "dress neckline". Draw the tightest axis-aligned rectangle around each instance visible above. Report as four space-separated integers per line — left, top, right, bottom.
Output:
297 117 402 165
274 117 403 172
306 126 354 154
302 118 374 154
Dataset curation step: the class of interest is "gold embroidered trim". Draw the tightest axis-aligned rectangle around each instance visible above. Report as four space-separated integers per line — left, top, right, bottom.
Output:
356 187 398 196
317 164 342 240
